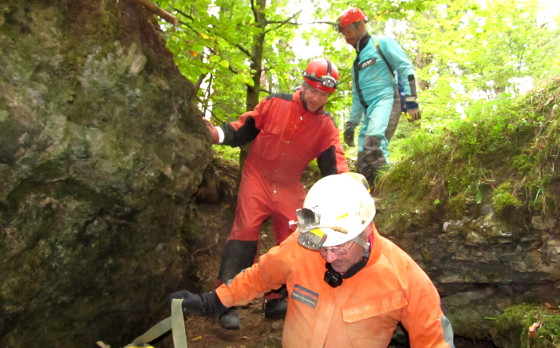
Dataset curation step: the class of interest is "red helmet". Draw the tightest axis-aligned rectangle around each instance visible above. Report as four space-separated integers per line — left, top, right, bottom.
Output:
302 58 339 93
336 7 368 31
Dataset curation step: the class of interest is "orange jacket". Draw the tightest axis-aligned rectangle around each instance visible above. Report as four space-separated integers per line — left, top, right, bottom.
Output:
223 89 349 184
216 224 455 347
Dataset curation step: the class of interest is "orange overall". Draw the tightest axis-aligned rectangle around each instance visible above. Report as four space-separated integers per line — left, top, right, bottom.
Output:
217 89 348 285
216 225 455 347
224 89 348 243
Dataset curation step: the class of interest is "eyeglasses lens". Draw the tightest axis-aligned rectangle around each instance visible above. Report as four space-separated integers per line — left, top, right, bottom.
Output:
320 241 353 255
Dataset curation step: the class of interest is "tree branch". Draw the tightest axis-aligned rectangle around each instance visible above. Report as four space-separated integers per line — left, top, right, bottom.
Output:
264 10 302 34
136 0 178 25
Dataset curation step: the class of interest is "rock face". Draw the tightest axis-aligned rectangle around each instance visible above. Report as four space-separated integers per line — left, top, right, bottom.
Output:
377 188 560 343
0 0 211 346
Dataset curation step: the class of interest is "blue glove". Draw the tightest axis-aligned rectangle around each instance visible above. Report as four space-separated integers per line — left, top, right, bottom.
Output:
405 102 421 121
167 290 228 317
405 101 419 111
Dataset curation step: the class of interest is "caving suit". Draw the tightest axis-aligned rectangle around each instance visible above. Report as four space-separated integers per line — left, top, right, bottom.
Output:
349 34 418 187
217 88 348 285
216 225 455 347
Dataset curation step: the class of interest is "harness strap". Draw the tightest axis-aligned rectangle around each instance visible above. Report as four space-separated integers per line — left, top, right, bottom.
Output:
170 299 188 348
97 298 188 348
354 37 396 110
375 37 396 79
353 56 369 109
126 318 172 347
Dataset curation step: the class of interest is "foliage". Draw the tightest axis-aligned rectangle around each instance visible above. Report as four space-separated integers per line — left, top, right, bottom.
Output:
379 77 560 218
408 0 560 125
155 0 300 121
148 0 560 218
213 144 241 163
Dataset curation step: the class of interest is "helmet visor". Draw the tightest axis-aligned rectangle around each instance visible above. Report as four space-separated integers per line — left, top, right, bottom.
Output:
302 72 338 89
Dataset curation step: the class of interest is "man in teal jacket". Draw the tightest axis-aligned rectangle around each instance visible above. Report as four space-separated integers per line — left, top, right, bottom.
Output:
337 7 421 188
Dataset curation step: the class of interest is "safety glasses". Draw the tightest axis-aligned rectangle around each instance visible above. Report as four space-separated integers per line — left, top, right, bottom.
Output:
319 241 355 255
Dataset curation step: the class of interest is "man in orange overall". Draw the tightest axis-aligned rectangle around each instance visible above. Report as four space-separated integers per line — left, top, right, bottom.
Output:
169 173 455 347
204 58 349 329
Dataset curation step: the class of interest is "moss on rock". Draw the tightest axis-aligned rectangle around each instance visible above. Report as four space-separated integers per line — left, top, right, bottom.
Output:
492 304 560 348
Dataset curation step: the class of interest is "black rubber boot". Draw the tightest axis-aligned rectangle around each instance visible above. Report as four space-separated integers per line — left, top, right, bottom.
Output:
219 307 240 330
263 285 288 320
216 240 258 330
264 298 288 320
217 240 258 283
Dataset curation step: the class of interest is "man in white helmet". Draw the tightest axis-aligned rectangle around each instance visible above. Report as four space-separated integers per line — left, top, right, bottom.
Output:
168 173 455 347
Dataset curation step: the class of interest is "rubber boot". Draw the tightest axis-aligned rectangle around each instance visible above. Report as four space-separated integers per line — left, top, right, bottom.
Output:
217 240 258 283
218 307 240 330
357 135 386 189
216 240 258 330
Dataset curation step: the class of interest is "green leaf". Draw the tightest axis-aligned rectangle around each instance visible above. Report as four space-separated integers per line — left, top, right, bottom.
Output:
476 188 483 204
219 59 230 69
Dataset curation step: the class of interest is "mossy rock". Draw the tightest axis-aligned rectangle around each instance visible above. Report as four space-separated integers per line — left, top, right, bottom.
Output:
492 304 560 348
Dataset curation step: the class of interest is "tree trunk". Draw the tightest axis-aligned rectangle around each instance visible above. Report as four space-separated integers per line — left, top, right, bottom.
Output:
238 0 267 185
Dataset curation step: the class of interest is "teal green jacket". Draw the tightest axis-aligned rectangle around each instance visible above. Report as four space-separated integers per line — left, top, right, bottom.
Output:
349 34 417 152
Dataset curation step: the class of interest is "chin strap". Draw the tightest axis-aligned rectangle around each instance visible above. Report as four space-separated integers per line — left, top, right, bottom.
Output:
324 237 371 288
324 254 369 288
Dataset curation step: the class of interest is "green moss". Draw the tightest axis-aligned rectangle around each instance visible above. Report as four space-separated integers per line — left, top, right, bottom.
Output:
492 181 522 214
493 304 560 348
382 78 560 220
448 193 467 217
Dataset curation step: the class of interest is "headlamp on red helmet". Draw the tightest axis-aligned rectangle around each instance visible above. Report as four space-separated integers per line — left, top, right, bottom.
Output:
336 7 368 31
302 59 339 93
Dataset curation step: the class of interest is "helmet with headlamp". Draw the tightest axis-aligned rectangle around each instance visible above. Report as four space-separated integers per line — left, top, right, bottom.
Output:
296 173 375 250
302 58 339 93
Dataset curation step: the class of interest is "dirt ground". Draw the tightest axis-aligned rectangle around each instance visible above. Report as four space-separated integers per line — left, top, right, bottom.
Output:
180 302 284 348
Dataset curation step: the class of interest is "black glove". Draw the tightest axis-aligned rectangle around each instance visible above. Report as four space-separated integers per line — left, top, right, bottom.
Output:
344 122 356 147
167 290 228 318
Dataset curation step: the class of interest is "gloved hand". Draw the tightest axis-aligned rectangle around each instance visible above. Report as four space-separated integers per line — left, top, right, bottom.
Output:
343 121 356 147
405 102 421 122
202 118 220 144
168 290 204 315
167 290 228 318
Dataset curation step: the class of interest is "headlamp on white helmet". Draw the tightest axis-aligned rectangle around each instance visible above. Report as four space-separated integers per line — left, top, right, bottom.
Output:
296 173 375 250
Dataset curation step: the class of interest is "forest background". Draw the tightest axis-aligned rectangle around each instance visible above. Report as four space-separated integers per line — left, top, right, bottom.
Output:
1 0 559 346
154 0 560 171
147 0 560 344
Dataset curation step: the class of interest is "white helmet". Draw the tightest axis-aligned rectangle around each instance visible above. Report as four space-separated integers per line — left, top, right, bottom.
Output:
296 173 375 249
